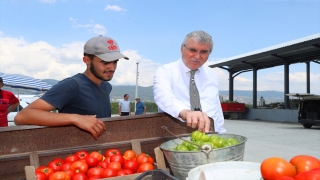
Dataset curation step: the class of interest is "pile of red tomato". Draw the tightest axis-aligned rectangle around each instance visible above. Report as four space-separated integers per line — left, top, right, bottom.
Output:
35 148 155 180
260 155 320 180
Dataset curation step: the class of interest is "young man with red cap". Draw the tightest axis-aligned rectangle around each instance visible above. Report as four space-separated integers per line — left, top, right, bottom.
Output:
14 35 129 139
0 77 20 127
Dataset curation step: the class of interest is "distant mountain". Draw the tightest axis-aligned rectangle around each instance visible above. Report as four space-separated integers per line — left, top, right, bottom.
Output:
7 78 286 104
110 85 154 102
109 86 286 104
42 79 60 86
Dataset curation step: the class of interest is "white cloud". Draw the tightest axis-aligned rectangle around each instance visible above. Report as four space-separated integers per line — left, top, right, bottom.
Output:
93 24 107 35
0 33 160 87
214 70 320 94
104 5 127 12
1 33 319 94
110 50 162 87
0 33 85 81
69 18 107 35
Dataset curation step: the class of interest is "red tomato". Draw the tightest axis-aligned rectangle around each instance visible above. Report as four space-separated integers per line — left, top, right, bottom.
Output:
123 160 139 172
61 163 72 171
275 177 294 180
107 162 122 172
49 171 71 180
75 150 89 160
136 153 154 165
97 161 109 169
86 167 104 178
123 150 136 160
122 169 134 175
70 161 88 174
88 176 101 180
86 157 99 167
294 169 320 180
89 151 104 162
117 170 128 176
48 158 65 172
104 156 111 163
290 155 320 175
110 154 125 165
35 171 48 180
260 157 296 180
123 158 129 166
101 168 117 178
36 166 55 177
137 163 154 173
65 154 80 164
105 148 122 157
71 172 88 180
64 169 75 178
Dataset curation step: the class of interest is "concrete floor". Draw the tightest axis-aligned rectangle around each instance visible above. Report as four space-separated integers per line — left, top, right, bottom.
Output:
223 119 320 163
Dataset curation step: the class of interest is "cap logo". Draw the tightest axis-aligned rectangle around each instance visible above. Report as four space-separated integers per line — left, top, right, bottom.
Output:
107 39 118 51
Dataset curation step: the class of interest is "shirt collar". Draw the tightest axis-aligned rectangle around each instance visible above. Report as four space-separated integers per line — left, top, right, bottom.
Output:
179 59 203 75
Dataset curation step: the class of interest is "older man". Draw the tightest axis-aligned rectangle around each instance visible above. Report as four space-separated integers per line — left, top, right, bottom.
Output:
153 30 226 134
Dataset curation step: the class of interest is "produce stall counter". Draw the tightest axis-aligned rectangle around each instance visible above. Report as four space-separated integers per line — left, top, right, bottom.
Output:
0 113 195 180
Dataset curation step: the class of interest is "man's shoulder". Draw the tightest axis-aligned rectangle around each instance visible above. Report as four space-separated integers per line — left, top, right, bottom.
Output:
57 74 82 84
162 60 179 68
156 60 180 74
200 65 216 75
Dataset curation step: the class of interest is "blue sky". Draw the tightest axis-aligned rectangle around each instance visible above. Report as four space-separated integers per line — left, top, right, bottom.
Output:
1 0 319 94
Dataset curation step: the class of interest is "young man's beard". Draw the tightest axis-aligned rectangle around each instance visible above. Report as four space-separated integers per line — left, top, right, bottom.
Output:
90 62 113 81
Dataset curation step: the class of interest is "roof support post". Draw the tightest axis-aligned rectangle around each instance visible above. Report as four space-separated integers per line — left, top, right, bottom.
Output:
306 61 310 93
284 61 290 109
229 71 234 101
253 67 257 109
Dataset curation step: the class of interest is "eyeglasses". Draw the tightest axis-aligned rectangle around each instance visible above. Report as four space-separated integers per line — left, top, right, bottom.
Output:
183 44 210 56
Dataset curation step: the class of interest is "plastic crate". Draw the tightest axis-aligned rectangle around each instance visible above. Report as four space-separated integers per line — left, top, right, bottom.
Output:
134 169 178 180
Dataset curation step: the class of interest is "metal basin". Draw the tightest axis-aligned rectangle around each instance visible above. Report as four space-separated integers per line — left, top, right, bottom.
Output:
159 134 247 180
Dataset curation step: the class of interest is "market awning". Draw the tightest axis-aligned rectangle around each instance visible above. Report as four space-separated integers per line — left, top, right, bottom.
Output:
0 73 51 91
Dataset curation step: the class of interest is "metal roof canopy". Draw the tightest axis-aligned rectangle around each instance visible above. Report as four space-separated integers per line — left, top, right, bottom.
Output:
209 33 320 109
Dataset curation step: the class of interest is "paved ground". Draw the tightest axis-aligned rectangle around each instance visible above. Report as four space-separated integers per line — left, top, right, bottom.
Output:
223 119 320 163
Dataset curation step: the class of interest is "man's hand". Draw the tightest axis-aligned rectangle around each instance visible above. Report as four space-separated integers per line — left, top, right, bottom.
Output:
179 109 211 133
73 115 106 139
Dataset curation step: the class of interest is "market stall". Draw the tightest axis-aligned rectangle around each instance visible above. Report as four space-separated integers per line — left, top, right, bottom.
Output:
1 113 319 180
0 113 195 180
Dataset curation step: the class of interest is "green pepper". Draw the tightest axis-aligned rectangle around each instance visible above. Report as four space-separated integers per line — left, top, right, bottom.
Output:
175 144 189 151
208 135 219 141
182 141 191 147
188 142 200 151
191 130 210 142
191 130 202 140
227 138 239 145
200 141 215 148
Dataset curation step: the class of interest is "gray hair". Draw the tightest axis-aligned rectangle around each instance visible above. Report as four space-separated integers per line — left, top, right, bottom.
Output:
181 30 213 53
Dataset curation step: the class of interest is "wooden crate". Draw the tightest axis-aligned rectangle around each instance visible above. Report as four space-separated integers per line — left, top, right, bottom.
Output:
0 113 195 179
24 138 170 180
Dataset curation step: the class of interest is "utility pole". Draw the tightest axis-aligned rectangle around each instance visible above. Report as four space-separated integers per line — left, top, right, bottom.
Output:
135 62 139 113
